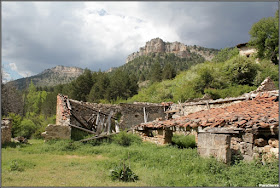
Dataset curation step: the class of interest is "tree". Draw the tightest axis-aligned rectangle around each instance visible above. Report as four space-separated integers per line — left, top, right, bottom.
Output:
69 69 93 101
162 63 176 80
87 71 110 102
1 83 24 116
224 56 259 86
108 70 130 101
249 10 279 64
150 61 162 82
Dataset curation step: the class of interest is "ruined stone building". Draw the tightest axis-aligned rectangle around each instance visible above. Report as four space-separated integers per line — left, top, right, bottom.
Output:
236 42 257 57
133 90 279 164
42 94 167 140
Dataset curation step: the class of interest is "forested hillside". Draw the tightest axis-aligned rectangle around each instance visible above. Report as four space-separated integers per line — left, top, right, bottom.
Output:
113 52 206 83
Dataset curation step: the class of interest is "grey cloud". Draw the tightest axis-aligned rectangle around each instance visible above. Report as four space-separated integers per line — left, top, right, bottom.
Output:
2 1 278 78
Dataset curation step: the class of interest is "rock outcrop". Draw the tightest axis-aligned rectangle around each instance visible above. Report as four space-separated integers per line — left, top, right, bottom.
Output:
126 38 217 63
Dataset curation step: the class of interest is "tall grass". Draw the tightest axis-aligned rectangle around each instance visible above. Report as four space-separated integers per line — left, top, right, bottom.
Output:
1 138 279 187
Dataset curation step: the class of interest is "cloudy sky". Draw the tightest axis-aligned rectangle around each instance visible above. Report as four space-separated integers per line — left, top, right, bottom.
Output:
1 1 278 82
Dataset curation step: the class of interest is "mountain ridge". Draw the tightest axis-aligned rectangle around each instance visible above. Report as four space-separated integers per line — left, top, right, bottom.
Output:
6 65 84 90
126 38 218 63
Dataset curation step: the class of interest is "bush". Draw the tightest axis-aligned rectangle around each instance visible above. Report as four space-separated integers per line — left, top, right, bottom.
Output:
112 131 142 147
17 119 37 139
172 134 196 148
110 160 139 182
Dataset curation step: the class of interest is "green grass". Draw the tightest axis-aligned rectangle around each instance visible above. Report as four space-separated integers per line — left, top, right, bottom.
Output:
1 139 279 187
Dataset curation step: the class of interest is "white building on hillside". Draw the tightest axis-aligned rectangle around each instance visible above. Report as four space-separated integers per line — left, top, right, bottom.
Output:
236 43 257 57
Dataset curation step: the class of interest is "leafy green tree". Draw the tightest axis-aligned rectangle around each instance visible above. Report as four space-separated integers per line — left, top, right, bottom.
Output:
193 66 215 93
223 56 259 85
249 10 279 64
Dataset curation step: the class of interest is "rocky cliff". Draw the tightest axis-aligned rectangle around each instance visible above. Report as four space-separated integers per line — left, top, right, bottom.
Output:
7 65 84 90
126 38 218 63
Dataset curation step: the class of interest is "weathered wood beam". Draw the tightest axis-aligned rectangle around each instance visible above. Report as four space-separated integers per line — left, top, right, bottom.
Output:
69 124 96 134
79 132 119 142
71 112 90 129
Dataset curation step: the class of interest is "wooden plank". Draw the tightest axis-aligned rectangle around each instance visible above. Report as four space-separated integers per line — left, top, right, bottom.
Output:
143 107 147 123
79 132 119 142
107 111 113 134
66 99 72 110
81 105 117 120
69 124 96 134
71 112 90 129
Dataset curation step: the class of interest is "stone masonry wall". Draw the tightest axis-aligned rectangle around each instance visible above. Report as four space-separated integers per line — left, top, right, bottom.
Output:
56 95 71 126
170 101 242 118
120 103 165 130
135 128 173 145
42 124 71 140
197 133 232 164
1 118 12 144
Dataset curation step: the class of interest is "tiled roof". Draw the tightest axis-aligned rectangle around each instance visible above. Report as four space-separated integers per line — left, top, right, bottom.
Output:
135 92 279 130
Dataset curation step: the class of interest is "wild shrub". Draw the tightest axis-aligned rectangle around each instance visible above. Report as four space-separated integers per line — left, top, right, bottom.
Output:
16 119 36 139
112 131 142 147
172 134 196 148
110 160 139 182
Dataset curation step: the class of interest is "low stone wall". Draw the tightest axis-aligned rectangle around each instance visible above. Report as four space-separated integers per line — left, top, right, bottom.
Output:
1 118 12 144
197 133 231 163
42 124 71 140
134 128 173 145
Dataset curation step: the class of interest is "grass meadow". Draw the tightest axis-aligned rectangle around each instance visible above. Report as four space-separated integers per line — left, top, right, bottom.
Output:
1 134 279 187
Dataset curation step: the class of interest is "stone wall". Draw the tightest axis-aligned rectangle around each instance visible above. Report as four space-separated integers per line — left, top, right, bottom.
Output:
197 133 232 164
42 124 71 140
56 94 71 126
120 103 165 129
1 118 12 144
197 127 279 164
134 128 173 145
170 100 242 118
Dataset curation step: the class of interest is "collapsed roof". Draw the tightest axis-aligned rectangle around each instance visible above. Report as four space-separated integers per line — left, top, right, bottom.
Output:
134 91 279 131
